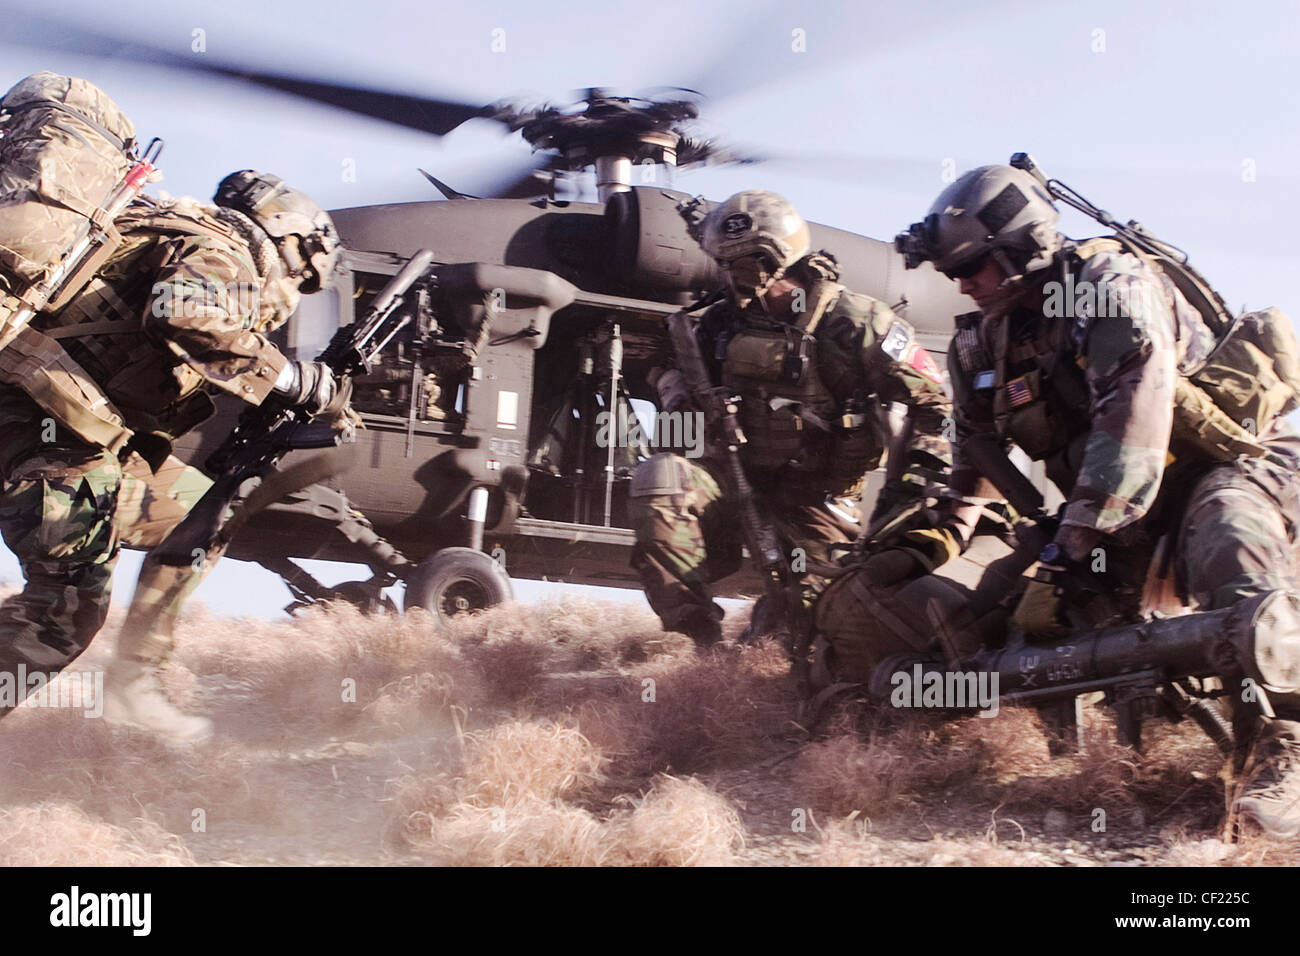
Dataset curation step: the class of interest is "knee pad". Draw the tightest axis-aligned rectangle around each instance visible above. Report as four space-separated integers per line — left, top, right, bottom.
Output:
629 453 685 497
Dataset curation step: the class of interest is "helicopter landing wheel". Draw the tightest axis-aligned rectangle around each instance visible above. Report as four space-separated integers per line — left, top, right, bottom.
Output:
405 547 513 626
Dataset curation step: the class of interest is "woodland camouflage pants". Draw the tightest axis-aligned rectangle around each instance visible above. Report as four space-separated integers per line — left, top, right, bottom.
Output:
1178 455 1300 612
627 452 859 635
0 437 212 709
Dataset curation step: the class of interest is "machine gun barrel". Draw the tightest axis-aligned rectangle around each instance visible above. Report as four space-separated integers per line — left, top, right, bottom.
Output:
319 248 433 371
151 248 435 567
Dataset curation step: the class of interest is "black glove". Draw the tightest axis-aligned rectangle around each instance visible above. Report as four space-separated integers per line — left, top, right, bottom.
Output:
281 361 352 418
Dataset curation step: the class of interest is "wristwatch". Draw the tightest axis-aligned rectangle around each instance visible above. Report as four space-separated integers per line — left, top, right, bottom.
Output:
1033 541 1068 585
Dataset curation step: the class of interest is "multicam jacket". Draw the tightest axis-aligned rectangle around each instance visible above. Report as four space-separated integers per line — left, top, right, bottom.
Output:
0 197 291 446
948 242 1221 537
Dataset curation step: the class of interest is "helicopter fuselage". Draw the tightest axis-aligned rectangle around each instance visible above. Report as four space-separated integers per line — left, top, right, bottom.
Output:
172 187 971 595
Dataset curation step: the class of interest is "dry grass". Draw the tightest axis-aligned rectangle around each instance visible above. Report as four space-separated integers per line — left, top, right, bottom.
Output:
596 638 797 776
610 775 745 866
793 712 998 821
813 819 1044 867
0 591 1281 865
390 716 743 865
461 719 609 804
0 802 193 866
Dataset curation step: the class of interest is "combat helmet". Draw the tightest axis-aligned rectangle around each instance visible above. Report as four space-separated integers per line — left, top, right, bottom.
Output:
213 170 341 294
896 165 1060 281
700 189 811 307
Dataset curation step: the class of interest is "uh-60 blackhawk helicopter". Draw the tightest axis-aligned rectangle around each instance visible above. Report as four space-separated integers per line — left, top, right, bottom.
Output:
186 93 975 623
13 20 975 623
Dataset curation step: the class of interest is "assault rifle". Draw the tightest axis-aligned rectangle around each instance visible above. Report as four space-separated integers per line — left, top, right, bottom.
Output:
664 294 809 676
152 248 435 567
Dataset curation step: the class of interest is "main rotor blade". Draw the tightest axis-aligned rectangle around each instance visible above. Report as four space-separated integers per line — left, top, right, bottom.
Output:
676 0 1023 105
213 72 487 137
4 14 488 137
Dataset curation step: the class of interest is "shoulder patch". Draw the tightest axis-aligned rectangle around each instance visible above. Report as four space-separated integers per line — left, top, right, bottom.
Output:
881 320 913 362
904 341 945 385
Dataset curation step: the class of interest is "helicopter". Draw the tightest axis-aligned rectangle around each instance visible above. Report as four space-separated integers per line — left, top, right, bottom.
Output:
10 19 977 624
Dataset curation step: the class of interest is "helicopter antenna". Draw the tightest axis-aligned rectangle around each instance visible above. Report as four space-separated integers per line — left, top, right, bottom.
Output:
418 169 477 201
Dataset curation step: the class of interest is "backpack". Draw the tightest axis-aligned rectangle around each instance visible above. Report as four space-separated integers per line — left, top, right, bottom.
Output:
1183 306 1300 437
1113 234 1300 438
0 73 147 459
1013 153 1300 455
1067 235 1300 463
0 72 137 308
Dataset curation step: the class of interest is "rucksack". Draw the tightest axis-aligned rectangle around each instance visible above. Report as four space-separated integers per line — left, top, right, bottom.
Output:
1091 234 1300 438
0 73 154 459
0 72 138 308
1183 306 1300 435
1011 153 1300 457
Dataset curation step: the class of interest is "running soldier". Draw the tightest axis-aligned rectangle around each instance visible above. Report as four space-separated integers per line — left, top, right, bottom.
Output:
0 171 348 741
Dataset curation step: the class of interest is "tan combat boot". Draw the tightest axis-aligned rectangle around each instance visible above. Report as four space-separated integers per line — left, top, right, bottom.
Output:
101 659 213 745
1234 719 1300 837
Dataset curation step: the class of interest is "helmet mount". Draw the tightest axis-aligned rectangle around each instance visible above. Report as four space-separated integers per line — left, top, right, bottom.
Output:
896 163 1061 282
697 189 811 307
214 170 341 294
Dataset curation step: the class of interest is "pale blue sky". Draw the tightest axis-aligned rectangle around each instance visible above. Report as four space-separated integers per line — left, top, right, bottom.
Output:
1 0 1296 616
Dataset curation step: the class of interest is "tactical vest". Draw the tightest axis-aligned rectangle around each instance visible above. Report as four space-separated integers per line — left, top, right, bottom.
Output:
953 238 1299 480
953 303 1091 489
716 281 885 494
10 202 249 464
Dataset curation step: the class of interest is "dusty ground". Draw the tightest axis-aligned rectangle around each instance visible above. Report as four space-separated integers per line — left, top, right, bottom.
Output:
0 594 1293 867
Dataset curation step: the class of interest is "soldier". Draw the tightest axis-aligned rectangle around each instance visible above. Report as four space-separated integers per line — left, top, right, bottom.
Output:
885 163 1300 836
628 190 951 648
0 170 348 742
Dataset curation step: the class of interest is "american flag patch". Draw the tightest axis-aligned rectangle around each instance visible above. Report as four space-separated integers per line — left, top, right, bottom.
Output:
1005 376 1033 408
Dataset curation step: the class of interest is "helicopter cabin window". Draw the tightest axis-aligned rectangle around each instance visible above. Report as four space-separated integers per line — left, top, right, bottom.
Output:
344 270 467 426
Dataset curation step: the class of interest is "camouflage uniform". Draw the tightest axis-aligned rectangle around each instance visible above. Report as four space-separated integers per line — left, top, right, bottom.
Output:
629 266 951 640
0 197 292 710
826 242 1300 687
943 244 1300 717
